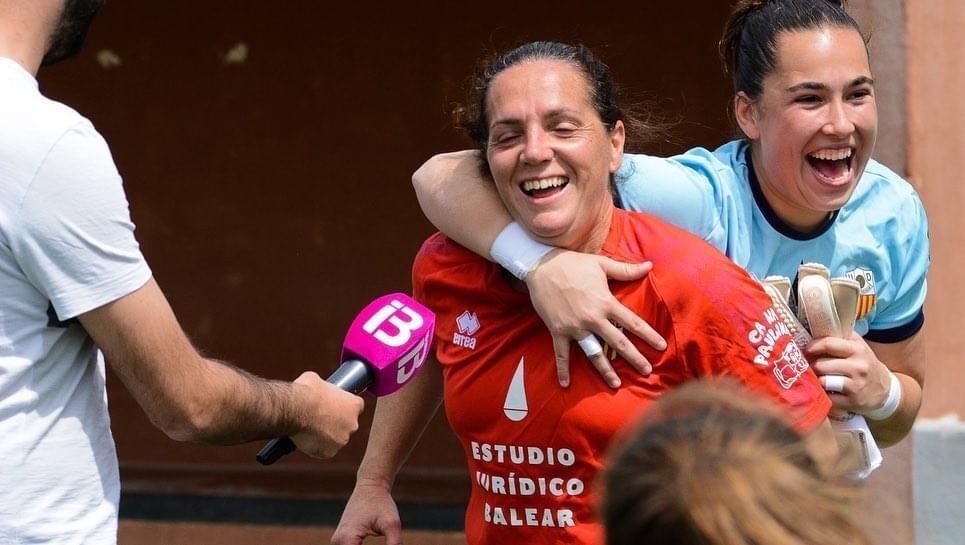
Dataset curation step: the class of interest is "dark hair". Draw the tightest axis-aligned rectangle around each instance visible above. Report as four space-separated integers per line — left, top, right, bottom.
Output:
719 0 866 100
601 379 869 545
454 41 658 158
42 0 107 67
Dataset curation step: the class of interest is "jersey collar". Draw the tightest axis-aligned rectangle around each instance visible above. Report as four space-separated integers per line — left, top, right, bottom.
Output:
745 145 838 241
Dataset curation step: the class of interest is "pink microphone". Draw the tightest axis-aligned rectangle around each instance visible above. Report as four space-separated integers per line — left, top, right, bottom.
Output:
256 293 435 465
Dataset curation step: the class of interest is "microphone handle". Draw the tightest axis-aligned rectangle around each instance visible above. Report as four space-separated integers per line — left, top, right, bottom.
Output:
255 359 374 465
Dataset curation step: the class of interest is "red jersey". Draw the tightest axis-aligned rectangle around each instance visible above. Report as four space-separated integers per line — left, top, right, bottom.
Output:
412 208 830 545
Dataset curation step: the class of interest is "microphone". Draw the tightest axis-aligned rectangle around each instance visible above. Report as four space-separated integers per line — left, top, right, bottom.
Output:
255 293 435 465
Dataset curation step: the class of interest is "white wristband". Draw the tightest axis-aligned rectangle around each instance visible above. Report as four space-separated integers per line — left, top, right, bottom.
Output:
490 222 554 280
865 372 902 421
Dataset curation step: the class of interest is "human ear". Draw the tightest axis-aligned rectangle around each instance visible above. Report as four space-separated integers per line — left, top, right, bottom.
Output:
734 92 761 140
608 120 626 172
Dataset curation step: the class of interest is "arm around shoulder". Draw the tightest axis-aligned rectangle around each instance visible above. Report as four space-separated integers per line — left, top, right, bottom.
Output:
412 150 513 257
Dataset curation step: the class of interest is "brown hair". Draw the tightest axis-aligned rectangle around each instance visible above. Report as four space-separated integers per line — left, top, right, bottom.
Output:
453 41 663 166
601 378 870 545
719 0 865 100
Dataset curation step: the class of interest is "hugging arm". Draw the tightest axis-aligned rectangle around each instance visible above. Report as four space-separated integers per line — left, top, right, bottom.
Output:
413 150 666 387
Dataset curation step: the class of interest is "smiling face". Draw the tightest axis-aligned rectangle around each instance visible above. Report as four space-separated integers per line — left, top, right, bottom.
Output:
484 59 625 253
735 26 877 232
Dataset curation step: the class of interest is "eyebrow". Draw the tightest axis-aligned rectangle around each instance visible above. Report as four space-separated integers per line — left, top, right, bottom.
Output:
490 107 579 128
786 76 875 93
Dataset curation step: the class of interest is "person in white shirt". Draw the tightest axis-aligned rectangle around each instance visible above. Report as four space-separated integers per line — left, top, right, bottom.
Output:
0 2 364 543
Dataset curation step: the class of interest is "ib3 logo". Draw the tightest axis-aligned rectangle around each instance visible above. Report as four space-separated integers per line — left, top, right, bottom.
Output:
361 298 431 385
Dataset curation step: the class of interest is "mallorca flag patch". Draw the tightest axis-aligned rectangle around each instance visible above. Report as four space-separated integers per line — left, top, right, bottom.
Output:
843 267 877 319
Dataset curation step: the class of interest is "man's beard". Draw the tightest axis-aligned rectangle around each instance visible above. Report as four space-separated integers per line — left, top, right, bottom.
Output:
41 0 106 67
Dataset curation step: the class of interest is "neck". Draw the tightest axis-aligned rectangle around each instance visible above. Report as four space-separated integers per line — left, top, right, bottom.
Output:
539 195 615 255
0 2 61 75
749 146 834 233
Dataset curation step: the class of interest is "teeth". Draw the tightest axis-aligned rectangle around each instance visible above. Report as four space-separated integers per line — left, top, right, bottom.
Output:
809 149 852 161
522 176 567 192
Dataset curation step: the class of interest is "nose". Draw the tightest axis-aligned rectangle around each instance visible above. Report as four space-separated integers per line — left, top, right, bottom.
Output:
821 99 856 137
520 129 553 164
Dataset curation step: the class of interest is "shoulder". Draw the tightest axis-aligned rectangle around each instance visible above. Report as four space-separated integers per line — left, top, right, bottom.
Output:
844 159 928 230
856 159 923 201
413 232 489 280
614 211 755 301
615 209 731 263
0 59 91 144
0 62 110 197
617 142 743 185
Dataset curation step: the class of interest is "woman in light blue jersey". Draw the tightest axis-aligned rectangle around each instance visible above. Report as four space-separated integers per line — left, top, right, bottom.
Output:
411 0 927 451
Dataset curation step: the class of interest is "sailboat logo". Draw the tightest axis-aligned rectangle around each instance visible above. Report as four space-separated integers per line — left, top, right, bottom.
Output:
503 357 528 422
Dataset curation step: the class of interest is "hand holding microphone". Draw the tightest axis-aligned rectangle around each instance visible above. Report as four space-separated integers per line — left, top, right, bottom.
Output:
256 293 436 465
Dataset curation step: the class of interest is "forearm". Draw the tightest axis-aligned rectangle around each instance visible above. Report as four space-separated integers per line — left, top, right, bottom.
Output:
866 371 921 447
162 358 305 444
412 150 512 258
865 335 925 447
355 359 444 488
108 332 305 443
82 278 311 443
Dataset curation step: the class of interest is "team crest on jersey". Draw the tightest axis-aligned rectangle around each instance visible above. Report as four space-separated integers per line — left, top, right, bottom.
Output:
843 267 877 319
453 310 480 350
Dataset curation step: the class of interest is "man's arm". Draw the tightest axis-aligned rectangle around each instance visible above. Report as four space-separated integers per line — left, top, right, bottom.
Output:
78 277 364 459
331 356 444 545
413 151 666 386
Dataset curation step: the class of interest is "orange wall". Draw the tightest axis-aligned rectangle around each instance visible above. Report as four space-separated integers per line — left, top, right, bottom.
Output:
907 1 965 420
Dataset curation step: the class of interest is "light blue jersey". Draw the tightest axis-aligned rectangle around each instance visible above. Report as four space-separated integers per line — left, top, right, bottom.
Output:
615 139 929 342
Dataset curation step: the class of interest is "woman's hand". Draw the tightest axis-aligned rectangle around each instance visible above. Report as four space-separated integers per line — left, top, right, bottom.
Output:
330 479 403 545
525 250 666 388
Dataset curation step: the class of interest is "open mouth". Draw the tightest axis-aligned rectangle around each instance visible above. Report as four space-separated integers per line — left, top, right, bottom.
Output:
806 148 854 183
521 176 569 198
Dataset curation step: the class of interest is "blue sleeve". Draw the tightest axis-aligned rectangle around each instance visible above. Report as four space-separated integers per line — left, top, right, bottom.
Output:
614 150 733 254
867 189 929 342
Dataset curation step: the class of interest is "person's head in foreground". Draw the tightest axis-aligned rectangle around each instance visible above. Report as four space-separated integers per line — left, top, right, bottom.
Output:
601 379 870 545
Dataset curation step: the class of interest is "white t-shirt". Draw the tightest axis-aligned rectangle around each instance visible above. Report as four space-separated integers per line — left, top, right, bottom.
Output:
0 57 151 544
